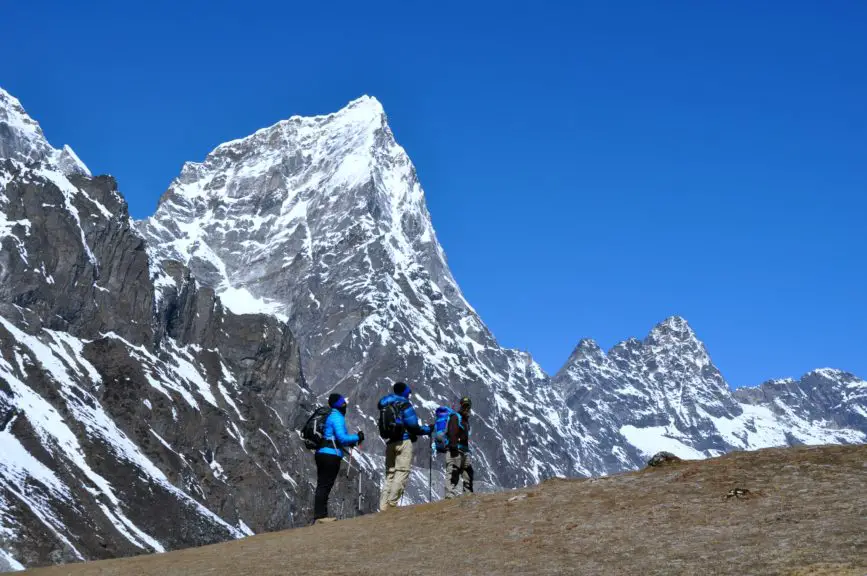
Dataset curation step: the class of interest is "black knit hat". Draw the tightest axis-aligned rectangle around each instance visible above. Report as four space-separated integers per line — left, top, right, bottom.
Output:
393 382 410 397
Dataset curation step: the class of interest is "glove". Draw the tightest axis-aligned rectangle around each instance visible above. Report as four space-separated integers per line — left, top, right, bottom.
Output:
356 430 365 444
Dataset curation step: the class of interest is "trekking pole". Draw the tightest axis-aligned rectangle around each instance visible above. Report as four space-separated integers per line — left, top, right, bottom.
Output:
429 440 433 503
357 469 362 514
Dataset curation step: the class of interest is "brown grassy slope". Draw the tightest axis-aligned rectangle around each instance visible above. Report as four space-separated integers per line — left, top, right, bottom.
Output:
28 444 867 576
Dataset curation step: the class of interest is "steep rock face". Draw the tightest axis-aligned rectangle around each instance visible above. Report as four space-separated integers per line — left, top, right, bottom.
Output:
0 88 372 571
0 165 153 345
553 317 867 473
138 96 583 493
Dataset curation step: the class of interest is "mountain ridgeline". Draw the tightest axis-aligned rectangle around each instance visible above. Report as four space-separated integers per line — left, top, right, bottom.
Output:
0 86 864 570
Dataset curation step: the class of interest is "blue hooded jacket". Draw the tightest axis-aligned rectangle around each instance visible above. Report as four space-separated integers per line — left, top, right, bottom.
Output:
316 409 360 458
378 393 431 442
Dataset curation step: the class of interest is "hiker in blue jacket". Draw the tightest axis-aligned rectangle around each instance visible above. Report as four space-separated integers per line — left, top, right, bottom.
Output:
314 393 363 523
378 382 431 510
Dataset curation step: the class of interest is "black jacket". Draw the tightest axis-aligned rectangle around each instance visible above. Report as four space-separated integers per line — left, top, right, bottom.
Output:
447 411 470 454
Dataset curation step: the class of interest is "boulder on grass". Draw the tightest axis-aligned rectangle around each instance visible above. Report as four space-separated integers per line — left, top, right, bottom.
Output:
647 452 682 468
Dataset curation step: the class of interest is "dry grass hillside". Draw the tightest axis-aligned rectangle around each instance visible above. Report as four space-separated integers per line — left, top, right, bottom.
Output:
28 444 867 576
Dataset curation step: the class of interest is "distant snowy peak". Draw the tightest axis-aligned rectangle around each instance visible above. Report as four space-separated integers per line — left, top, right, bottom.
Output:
554 339 606 392
557 316 716 385
0 87 90 176
648 314 695 337
568 338 605 362
735 368 867 429
557 315 746 437
555 314 866 470
643 315 712 367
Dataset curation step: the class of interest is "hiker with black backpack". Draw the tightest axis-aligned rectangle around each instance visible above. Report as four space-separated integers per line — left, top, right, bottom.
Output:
303 394 364 523
377 382 431 510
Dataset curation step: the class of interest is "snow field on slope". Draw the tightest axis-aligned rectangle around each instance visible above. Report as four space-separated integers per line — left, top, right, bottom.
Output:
218 286 287 321
619 425 707 460
0 547 25 571
0 319 169 552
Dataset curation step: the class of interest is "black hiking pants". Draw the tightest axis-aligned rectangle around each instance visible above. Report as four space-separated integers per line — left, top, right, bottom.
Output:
314 453 342 519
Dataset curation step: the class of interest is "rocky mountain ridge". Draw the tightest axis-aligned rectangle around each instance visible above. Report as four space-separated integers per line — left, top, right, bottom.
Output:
553 315 865 475
1 85 865 571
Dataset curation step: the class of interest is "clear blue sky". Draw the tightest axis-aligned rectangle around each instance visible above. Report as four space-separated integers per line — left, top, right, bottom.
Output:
2 1 865 387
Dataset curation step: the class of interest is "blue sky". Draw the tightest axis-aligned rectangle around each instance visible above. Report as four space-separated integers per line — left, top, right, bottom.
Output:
2 1 865 387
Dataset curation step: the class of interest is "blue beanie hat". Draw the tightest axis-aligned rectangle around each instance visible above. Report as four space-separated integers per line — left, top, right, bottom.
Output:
328 394 347 408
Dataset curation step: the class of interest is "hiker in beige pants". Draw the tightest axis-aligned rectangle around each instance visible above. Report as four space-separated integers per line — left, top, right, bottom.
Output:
377 382 432 510
380 438 413 509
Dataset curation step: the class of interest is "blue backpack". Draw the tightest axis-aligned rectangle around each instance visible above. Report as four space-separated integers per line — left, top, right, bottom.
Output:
433 406 461 453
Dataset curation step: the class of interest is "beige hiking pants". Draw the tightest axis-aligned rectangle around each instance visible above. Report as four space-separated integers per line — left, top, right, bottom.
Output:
445 452 471 499
380 439 413 509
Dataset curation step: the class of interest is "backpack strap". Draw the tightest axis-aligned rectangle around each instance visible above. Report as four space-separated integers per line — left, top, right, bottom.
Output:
449 410 462 429
324 410 341 449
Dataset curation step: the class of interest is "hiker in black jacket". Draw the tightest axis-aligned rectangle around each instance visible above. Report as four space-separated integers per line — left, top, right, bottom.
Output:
445 396 473 498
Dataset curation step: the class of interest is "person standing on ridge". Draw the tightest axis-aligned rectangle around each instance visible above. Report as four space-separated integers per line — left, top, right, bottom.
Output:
314 393 363 523
377 382 431 510
445 396 473 499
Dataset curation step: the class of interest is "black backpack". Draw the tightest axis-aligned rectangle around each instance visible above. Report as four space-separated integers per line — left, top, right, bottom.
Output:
378 399 408 441
300 406 331 450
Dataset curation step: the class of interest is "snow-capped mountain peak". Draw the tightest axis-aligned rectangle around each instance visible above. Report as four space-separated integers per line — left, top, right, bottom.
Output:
645 315 703 350
567 338 605 364
340 94 385 116
643 315 714 375
139 92 468 331
0 87 90 176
